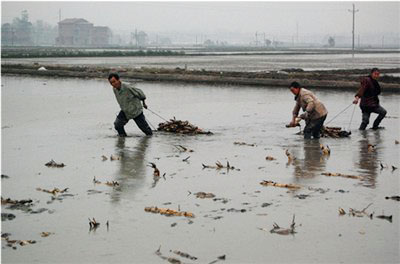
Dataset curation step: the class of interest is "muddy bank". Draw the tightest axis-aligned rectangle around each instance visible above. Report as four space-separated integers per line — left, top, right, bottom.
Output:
2 63 400 91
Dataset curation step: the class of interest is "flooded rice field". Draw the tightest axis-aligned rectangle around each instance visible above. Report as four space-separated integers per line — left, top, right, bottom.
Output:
2 52 400 71
1 76 399 263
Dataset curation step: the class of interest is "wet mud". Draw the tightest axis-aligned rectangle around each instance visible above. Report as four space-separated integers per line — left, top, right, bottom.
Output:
1 76 399 263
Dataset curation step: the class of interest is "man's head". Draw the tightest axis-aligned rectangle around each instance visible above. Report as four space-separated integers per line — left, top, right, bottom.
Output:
370 68 380 80
289 81 301 95
108 73 121 89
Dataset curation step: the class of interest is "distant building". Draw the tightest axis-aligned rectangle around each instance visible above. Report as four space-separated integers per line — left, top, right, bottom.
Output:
57 18 112 46
57 18 93 46
92 26 112 46
136 31 148 47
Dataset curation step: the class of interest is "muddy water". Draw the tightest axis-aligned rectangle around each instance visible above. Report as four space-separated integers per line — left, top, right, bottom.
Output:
2 52 399 71
1 76 399 263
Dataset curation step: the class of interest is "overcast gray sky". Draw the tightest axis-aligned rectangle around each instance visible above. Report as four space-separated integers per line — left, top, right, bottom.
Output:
2 1 399 37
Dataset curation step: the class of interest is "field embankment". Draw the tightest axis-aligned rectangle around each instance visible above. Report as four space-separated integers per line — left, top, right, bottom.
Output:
2 63 400 91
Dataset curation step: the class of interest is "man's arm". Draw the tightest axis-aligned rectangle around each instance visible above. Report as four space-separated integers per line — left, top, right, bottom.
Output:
127 86 146 99
142 99 148 109
128 86 148 109
290 103 301 126
353 78 367 104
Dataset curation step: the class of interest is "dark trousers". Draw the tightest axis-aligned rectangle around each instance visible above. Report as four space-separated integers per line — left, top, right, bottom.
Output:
359 105 387 130
304 115 327 139
114 111 153 136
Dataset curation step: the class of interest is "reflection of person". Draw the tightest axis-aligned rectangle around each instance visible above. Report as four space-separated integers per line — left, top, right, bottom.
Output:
356 132 381 188
293 141 327 179
353 68 387 130
108 73 153 136
111 136 151 202
288 82 328 139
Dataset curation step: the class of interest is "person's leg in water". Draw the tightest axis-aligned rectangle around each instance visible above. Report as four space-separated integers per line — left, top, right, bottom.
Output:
312 115 327 139
114 111 129 137
359 106 371 130
371 105 387 129
134 112 153 136
303 120 313 139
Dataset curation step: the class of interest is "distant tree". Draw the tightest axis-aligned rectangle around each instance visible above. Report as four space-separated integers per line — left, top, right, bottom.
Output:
1 23 13 45
264 39 272 47
33 20 57 45
11 10 33 45
203 39 215 46
328 36 335 47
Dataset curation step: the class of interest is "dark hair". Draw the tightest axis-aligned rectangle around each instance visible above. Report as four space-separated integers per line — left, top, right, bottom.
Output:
371 68 379 74
370 68 379 74
289 81 300 88
108 73 120 80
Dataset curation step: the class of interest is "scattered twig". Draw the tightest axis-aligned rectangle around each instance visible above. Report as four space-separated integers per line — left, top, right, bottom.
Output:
36 187 69 195
320 144 331 155
45 159 65 168
40 232 54 237
260 180 301 189
171 250 197 260
1 197 32 205
89 217 100 230
321 172 362 180
110 154 120 161
148 162 160 177
175 145 194 152
202 161 236 170
195 192 215 199
285 149 296 163
385 196 400 201
367 144 376 152
145 206 194 218
234 141 256 147
269 214 297 235
265 156 276 161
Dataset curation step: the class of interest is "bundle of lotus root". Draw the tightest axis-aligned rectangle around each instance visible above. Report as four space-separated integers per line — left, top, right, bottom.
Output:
157 118 212 135
321 126 351 138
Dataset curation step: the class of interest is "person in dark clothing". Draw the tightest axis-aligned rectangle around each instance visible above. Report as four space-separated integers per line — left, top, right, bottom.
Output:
353 68 387 130
108 73 153 136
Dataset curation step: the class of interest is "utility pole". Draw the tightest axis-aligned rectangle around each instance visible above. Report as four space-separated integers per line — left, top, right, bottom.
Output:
255 31 258 47
348 3 359 56
263 33 266 47
296 22 299 44
135 29 138 47
382 36 384 48
59 9 61 22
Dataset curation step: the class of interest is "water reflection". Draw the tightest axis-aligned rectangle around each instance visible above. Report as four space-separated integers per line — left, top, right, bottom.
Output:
355 131 382 188
293 140 327 180
110 136 151 202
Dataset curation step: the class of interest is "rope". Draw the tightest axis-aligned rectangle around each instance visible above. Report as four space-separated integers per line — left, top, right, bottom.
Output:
325 103 354 126
145 107 169 122
146 117 157 131
347 104 356 131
